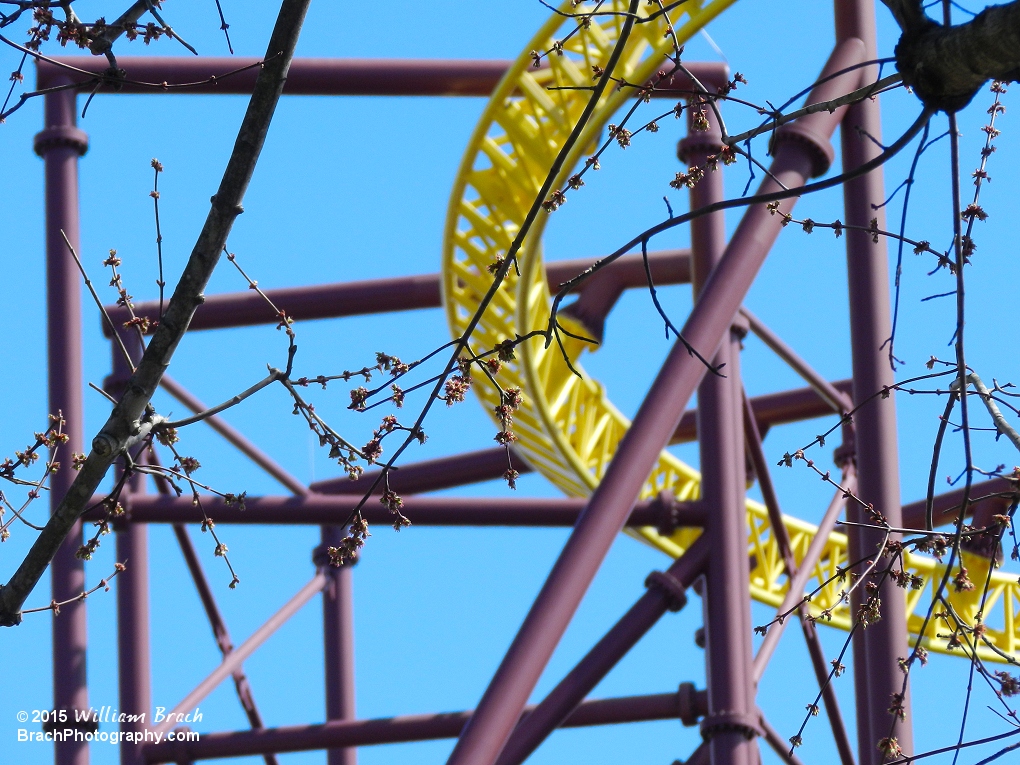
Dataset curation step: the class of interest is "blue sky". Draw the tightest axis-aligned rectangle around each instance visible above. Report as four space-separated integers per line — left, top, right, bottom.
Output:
3 2 1020 764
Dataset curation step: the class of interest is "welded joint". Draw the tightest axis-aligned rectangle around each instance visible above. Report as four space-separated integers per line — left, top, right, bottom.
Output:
771 117 837 178
653 490 681 536
677 682 708 727
832 437 856 468
311 540 358 569
644 570 688 612
676 105 724 165
166 725 196 764
730 310 750 341
33 125 89 157
42 715 98 735
699 710 761 742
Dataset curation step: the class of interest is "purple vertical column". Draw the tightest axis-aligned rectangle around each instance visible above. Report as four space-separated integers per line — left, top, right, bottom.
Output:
680 108 756 764
835 2 913 763
35 83 90 765
319 526 357 765
117 499 150 765
110 335 151 765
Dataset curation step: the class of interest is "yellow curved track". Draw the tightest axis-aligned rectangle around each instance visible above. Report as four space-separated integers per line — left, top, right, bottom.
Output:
441 1 1018 663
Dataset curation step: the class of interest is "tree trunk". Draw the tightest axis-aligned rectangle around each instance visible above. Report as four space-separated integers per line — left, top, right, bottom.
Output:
888 0 1020 111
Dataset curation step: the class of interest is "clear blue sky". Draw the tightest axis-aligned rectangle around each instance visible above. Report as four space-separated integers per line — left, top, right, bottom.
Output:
2 2 1019 764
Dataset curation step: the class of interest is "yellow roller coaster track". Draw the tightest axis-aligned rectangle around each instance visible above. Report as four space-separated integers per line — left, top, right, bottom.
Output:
441 1 1019 663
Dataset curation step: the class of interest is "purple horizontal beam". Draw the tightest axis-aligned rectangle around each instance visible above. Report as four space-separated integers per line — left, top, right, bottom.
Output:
311 380 853 495
671 378 853 444
39 57 726 98
103 250 690 336
141 691 687 762
91 493 703 528
39 57 511 96
312 447 532 496
901 476 1014 530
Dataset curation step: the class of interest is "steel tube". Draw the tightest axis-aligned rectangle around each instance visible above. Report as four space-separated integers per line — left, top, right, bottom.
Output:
443 42 863 765
152 403 306 751
312 447 534 496
744 400 856 765
152 573 328 736
672 379 854 444
799 617 856 765
111 337 152 765
141 691 687 762
97 493 704 528
742 392 798 582
37 83 90 765
686 105 755 765
39 57 727 98
835 3 913 761
752 476 856 681
312 382 853 496
901 476 1013 530
146 447 277 753
321 527 357 765
494 537 709 765
117 519 150 765
686 743 710 765
172 524 278 765
142 444 280 765
740 308 853 413
105 250 690 334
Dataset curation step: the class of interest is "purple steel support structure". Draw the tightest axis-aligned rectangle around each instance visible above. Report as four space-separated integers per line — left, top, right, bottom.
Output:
170 523 279 765
445 44 862 765
740 308 853 414
835 2 914 762
108 250 691 333
142 387 306 765
751 472 856 679
681 103 756 765
311 381 855 496
319 525 357 765
758 711 807 765
26 30 918 765
314 447 534 496
493 537 710 765
109 335 151 765
150 375 356 763
152 573 328 736
103 480 991 530
140 450 280 765
36 81 91 765
99 493 703 529
743 395 856 765
902 476 1013 529
141 690 699 762
39 56 729 100
116 494 150 765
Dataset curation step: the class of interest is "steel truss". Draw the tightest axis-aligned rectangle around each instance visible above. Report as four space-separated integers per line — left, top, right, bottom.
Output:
30 2 1013 765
